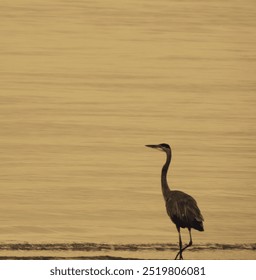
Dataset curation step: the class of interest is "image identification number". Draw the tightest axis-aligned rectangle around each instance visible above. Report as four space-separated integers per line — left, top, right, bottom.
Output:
142 266 206 276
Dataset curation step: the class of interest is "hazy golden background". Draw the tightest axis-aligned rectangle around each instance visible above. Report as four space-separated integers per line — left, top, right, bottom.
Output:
0 0 255 248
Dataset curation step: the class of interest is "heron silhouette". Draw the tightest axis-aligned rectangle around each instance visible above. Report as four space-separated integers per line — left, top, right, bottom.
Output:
146 143 204 260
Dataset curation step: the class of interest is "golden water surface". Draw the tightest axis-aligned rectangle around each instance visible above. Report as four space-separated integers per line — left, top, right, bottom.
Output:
0 0 255 249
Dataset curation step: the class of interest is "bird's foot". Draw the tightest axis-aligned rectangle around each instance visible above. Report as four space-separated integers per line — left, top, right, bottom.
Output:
174 251 183 260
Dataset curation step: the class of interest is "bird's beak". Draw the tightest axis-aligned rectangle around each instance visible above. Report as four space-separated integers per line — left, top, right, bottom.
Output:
145 144 158 149
145 144 164 152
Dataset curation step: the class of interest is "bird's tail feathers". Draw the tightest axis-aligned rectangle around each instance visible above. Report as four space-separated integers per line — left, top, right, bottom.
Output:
193 219 204 231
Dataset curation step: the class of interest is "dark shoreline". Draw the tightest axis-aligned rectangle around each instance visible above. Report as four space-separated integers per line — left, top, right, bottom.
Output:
0 243 255 260
0 255 140 260
0 242 255 252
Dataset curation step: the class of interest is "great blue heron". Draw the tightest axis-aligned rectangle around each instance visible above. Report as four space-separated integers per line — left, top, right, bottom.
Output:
146 143 204 260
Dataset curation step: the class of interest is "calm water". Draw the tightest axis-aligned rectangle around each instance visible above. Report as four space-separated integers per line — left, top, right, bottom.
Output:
0 0 255 248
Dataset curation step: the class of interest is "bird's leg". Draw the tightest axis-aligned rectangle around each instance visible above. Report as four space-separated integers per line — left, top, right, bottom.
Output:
174 227 183 260
180 228 193 255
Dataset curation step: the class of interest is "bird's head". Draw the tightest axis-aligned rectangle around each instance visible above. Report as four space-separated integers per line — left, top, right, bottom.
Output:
145 143 171 153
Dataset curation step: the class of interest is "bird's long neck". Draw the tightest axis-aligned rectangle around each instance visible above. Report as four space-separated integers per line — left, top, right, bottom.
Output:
161 149 172 200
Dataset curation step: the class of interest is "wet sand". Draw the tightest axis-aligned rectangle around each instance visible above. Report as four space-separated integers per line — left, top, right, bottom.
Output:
0 243 255 260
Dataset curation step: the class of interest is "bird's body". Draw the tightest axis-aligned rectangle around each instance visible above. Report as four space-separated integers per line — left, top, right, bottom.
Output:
165 190 204 231
146 143 204 259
